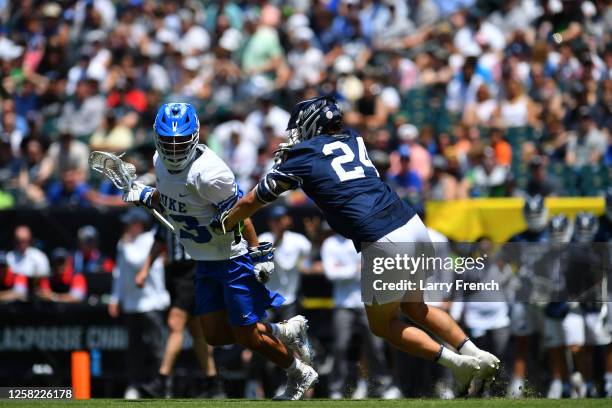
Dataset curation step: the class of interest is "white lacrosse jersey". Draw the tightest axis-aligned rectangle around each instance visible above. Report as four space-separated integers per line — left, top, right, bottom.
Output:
154 145 247 261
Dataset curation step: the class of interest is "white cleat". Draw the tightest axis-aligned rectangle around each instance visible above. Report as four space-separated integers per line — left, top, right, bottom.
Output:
507 377 525 398
470 350 500 395
277 315 314 365
547 379 563 399
272 363 318 400
451 355 480 396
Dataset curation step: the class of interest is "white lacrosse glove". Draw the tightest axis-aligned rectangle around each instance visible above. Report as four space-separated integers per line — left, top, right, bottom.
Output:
122 181 156 209
248 242 275 284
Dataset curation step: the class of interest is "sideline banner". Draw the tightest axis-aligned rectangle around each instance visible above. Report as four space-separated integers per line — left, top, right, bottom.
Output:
425 197 606 242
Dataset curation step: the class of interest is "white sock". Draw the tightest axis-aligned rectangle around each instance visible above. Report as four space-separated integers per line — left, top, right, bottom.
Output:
605 372 612 383
269 323 281 337
457 338 481 357
435 345 462 369
285 358 300 373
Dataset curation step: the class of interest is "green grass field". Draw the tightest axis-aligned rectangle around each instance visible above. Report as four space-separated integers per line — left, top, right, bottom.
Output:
0 399 610 408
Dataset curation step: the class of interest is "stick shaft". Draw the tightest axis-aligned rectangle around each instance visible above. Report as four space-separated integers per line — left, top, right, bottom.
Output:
151 209 175 232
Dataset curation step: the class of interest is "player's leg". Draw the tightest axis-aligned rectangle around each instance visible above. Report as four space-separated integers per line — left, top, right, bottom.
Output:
582 309 612 396
160 307 189 375
547 346 568 398
231 323 293 368
359 308 399 398
188 316 225 397
401 302 467 349
187 315 210 373
560 311 586 398
328 308 356 398
375 215 499 387
220 254 317 400
199 310 237 345
365 302 480 395
141 306 189 397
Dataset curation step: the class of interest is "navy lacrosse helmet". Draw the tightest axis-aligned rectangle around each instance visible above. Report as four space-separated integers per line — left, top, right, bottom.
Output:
523 195 548 232
549 214 571 243
153 103 200 171
286 95 342 145
574 211 598 243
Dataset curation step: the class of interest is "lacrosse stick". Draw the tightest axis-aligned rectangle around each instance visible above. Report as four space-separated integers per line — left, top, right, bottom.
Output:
89 151 175 232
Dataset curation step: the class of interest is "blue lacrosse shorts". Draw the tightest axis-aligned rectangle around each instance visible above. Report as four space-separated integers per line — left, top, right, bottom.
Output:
193 254 285 326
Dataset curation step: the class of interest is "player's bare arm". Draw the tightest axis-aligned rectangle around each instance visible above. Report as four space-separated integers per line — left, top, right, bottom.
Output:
135 239 165 288
241 217 260 248
223 190 266 233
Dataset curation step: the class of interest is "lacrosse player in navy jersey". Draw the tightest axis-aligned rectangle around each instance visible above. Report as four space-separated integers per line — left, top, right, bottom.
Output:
214 96 500 395
122 103 317 400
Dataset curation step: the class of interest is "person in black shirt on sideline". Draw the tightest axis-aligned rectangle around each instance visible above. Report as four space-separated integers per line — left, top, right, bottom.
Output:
138 225 220 398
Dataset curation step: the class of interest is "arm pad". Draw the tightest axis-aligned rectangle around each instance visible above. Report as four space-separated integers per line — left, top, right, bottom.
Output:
255 169 302 204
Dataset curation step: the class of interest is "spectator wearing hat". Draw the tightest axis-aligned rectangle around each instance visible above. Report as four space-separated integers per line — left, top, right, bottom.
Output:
73 225 114 275
389 123 431 181
37 248 87 303
110 207 169 399
387 145 423 200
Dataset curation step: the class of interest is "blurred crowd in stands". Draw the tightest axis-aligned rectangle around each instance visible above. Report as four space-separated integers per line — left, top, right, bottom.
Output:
0 0 610 210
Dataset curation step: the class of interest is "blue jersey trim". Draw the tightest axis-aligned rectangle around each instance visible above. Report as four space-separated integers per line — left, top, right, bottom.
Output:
215 183 243 212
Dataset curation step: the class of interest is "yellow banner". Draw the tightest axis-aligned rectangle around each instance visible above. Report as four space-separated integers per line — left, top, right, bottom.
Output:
425 197 605 242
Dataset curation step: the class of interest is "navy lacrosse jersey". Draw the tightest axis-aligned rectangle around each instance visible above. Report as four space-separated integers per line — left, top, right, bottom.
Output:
257 129 415 248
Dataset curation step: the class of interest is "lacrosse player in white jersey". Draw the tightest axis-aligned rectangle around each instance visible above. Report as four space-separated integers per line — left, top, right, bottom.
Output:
122 103 317 400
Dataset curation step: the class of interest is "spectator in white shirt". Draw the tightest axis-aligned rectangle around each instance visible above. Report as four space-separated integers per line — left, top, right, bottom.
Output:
258 206 312 320
4 225 50 301
322 232 399 399
109 207 169 398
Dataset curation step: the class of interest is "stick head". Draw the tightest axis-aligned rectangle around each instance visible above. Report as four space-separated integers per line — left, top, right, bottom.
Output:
89 151 135 191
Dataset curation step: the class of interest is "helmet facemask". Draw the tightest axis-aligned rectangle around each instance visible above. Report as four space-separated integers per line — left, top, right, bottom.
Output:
154 128 199 171
549 216 572 243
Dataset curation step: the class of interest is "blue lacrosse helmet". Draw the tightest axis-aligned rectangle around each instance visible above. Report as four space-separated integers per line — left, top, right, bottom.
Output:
153 102 200 171
286 95 342 145
523 194 547 232
574 211 598 243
